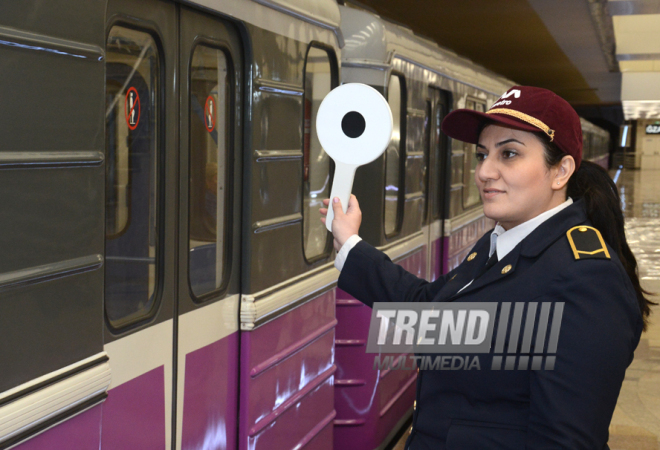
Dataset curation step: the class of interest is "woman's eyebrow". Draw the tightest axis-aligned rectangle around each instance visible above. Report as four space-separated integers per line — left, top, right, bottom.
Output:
496 138 525 147
476 138 525 149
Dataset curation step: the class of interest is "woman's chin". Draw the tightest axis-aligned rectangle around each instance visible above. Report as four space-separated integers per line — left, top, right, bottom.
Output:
482 204 505 223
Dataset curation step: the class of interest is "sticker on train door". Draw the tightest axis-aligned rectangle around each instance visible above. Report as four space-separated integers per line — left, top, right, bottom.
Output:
204 96 215 132
125 87 140 130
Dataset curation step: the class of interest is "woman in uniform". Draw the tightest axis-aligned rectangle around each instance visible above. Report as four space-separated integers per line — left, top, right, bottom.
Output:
320 86 653 449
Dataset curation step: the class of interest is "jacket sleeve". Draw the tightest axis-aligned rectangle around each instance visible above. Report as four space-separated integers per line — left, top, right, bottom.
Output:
337 240 452 308
525 259 643 449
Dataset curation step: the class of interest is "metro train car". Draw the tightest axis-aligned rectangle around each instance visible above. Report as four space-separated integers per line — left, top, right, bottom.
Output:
333 6 513 450
0 1 612 450
581 118 611 169
332 5 612 450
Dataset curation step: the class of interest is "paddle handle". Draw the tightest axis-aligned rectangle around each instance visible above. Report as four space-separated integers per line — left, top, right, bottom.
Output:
326 161 358 233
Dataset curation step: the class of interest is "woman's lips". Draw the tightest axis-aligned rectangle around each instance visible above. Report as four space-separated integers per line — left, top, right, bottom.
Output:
482 189 504 199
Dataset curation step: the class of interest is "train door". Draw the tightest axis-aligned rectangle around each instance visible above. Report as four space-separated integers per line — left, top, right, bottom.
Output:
102 0 178 448
427 87 450 280
175 7 243 450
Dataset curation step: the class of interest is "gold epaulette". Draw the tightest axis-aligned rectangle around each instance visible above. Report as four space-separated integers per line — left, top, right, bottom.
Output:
566 226 611 260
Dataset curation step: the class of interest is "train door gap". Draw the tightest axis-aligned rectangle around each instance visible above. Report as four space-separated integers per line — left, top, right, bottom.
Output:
176 6 244 450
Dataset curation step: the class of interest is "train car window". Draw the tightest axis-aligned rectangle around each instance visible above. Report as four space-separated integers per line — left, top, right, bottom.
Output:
432 92 449 221
422 101 432 222
583 132 592 161
463 100 484 208
188 44 232 299
385 73 406 236
303 45 335 261
105 26 161 327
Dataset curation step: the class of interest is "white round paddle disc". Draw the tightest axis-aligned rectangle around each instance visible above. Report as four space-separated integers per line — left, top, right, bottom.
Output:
316 83 393 232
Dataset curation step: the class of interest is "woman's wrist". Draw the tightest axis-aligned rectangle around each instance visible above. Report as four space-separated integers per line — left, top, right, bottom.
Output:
334 234 362 272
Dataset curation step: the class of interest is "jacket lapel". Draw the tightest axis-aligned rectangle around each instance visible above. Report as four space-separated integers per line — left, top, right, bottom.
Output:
438 234 492 299
445 199 589 301
448 245 521 299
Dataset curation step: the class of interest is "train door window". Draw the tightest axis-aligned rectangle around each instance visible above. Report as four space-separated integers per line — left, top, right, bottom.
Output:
105 26 161 327
463 100 484 208
385 73 406 236
303 45 336 261
188 45 232 299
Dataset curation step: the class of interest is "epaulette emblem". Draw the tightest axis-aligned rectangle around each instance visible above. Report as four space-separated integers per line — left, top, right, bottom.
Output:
566 226 611 260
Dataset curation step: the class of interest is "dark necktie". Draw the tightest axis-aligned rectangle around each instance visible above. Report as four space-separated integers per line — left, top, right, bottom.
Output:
474 252 498 280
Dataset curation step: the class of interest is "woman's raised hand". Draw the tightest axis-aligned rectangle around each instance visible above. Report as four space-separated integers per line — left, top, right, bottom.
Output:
320 194 362 252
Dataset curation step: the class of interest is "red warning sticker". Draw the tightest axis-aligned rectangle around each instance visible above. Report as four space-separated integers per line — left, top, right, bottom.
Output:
125 87 140 131
204 96 216 132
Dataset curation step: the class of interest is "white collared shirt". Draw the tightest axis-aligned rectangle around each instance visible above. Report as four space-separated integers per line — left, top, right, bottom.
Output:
457 197 573 293
334 198 574 283
488 197 574 261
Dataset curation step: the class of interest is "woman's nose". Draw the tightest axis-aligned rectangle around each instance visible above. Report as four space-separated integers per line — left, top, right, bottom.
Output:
476 154 499 182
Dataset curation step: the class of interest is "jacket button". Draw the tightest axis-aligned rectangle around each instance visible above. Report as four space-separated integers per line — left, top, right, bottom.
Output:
579 226 587 232
501 264 512 274
467 252 477 261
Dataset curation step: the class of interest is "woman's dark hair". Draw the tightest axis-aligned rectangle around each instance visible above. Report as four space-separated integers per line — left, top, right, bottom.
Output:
538 133 655 330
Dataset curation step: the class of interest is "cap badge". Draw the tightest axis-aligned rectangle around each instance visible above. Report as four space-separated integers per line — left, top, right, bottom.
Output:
485 108 555 142
491 89 521 108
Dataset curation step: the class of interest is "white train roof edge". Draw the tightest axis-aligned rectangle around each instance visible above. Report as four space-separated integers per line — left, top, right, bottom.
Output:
339 5 515 97
580 117 609 137
184 0 343 47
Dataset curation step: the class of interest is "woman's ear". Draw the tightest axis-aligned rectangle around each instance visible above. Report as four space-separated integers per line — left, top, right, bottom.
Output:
552 155 575 190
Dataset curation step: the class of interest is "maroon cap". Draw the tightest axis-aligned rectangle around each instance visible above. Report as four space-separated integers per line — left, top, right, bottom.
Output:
441 85 583 169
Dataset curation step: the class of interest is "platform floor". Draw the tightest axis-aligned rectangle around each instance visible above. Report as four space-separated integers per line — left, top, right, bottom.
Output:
608 167 660 450
390 167 660 450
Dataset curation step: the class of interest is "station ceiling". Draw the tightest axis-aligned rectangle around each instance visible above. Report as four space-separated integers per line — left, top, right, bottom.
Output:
348 0 660 125
611 0 660 120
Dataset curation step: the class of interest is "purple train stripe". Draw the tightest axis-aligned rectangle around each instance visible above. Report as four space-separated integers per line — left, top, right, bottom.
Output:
333 244 423 450
182 333 239 450
248 365 336 437
249 319 338 378
379 373 417 418
239 291 336 450
13 405 103 450
101 366 166 450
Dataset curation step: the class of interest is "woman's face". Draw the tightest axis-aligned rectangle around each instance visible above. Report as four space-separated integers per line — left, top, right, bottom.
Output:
475 124 562 230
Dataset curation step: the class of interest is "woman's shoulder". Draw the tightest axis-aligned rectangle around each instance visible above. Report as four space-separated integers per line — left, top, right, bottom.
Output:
542 224 637 302
563 225 612 262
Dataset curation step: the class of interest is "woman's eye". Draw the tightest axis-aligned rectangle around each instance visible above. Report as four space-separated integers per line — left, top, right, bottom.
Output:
475 152 486 162
502 150 517 159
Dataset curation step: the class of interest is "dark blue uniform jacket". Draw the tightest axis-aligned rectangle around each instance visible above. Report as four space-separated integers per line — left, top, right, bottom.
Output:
338 199 643 449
